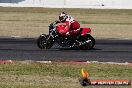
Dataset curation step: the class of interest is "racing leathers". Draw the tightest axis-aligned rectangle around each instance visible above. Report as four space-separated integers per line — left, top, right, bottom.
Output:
61 15 80 37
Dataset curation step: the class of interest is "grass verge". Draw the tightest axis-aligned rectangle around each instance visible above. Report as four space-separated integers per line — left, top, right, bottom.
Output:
0 61 131 88
0 7 132 39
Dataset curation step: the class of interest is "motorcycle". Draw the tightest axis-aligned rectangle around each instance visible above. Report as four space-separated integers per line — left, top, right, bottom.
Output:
37 21 95 50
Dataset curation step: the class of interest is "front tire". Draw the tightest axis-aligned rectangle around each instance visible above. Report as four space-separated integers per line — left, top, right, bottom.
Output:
37 34 54 49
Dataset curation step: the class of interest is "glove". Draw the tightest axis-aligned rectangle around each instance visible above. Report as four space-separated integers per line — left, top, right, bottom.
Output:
55 21 60 24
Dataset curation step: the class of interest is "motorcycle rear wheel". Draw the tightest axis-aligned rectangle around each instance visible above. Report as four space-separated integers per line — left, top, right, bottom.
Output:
79 35 95 50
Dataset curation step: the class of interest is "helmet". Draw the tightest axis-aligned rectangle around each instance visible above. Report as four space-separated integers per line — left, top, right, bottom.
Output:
59 12 67 22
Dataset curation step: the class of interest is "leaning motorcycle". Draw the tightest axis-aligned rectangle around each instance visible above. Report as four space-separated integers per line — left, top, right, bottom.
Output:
37 21 95 50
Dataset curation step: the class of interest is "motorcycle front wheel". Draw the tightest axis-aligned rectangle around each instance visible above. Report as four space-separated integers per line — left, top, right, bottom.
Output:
37 34 54 49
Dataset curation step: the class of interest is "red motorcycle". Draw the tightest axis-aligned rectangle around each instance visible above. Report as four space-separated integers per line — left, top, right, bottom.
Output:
37 21 95 50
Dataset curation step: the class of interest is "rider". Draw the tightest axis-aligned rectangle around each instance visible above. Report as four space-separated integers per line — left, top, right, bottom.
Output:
58 12 80 37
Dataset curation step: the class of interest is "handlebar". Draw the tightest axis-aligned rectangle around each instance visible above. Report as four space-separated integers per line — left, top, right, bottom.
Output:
49 21 60 28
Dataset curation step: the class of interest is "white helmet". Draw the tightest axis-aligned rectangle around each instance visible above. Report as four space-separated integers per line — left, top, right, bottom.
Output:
59 12 67 22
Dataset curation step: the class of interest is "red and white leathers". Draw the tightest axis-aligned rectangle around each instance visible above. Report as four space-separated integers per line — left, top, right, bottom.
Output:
61 15 80 37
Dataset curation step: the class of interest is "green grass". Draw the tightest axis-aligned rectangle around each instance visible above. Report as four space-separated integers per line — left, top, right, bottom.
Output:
0 62 131 78
0 61 131 88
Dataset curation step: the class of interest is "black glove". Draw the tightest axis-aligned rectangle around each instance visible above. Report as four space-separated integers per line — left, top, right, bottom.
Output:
55 21 60 24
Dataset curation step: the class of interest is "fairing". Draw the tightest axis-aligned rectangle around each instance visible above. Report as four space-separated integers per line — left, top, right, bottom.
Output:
81 28 91 35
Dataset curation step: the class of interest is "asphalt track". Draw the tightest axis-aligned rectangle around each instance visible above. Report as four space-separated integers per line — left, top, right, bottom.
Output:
0 37 132 63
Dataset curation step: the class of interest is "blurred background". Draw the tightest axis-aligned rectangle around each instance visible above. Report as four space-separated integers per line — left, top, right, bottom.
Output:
0 0 132 9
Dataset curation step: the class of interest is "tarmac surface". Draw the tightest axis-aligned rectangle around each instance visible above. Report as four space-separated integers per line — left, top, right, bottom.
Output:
0 38 132 63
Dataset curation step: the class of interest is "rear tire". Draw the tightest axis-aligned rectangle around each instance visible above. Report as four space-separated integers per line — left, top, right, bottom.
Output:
37 34 54 49
79 35 95 50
